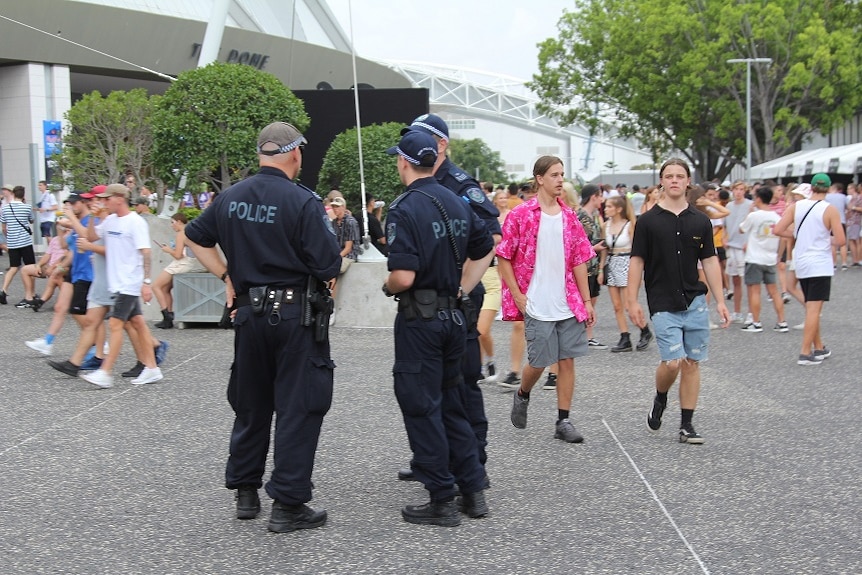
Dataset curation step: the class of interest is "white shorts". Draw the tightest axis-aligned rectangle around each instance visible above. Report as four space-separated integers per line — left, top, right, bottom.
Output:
725 247 746 277
164 256 207 275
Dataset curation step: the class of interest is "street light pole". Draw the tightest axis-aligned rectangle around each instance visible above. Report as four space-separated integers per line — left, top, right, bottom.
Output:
727 57 772 182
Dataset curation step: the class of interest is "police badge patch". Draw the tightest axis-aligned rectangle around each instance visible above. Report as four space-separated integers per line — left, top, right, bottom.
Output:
467 187 485 203
387 222 397 245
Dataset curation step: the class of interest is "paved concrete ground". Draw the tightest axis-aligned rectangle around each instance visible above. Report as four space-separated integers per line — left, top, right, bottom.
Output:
0 256 859 574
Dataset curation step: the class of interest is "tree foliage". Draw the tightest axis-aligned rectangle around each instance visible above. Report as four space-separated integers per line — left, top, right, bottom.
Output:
448 138 510 184
57 88 157 190
530 0 862 180
152 62 309 193
316 122 405 212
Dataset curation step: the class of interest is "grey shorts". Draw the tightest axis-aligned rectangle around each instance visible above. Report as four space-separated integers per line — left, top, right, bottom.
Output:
524 313 588 369
744 263 777 286
107 293 142 322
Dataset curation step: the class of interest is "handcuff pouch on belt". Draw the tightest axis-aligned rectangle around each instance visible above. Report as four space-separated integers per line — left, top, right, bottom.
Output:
301 277 333 342
249 285 297 326
397 289 437 321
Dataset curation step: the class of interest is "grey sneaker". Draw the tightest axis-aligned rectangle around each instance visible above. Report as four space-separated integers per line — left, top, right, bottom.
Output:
797 354 822 366
813 348 831 360
554 419 584 443
511 392 529 429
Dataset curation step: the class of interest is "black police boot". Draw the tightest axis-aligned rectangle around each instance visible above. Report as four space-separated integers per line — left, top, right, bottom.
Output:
267 501 327 533
401 499 461 526
397 467 419 481
458 490 489 518
611 332 632 353
235 486 260 520
155 309 174 329
637 325 653 351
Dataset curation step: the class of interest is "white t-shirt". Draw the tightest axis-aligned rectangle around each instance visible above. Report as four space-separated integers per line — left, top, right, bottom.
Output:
95 212 150 295
39 192 58 223
526 211 573 321
739 208 780 266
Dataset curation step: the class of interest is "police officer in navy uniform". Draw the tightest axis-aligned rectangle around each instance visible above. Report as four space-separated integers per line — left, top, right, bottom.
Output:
383 130 495 526
383 130 494 526
397 114 501 484
185 122 341 534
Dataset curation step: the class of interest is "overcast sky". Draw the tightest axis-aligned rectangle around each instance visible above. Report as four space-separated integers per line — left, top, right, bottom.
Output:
327 0 576 82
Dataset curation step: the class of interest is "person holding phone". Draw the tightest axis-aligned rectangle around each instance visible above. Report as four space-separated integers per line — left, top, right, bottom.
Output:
152 212 206 328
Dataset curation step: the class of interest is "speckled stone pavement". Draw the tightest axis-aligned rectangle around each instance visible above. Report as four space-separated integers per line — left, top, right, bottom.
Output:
1 255 859 574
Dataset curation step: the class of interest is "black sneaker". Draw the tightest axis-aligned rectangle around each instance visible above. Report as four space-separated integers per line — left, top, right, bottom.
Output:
542 372 557 390
15 299 33 309
121 361 145 378
31 296 44 312
679 426 705 444
587 338 608 350
235 487 260 520
401 500 460 527
48 359 80 377
498 371 520 389
647 398 665 431
268 501 327 533
0 290 7 305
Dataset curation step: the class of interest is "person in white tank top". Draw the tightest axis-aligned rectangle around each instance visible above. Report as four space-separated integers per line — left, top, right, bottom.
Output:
774 173 845 365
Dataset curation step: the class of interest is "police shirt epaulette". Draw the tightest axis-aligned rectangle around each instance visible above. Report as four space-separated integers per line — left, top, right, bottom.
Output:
448 166 469 183
297 182 323 201
389 189 415 209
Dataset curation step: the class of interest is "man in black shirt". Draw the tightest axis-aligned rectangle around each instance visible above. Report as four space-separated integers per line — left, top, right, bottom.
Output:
626 158 729 444
359 194 388 256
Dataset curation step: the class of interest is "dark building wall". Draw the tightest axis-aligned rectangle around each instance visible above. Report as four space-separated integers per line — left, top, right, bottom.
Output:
294 88 428 191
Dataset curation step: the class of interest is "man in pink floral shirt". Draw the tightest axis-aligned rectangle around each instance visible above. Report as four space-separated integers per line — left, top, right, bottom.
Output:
496 156 596 443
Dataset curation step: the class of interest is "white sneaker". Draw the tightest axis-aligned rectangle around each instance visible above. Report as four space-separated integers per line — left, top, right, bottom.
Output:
131 366 163 385
81 369 114 389
792 322 805 330
25 338 53 356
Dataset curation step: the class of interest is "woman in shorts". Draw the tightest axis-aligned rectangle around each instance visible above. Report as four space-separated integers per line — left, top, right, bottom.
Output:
152 212 206 328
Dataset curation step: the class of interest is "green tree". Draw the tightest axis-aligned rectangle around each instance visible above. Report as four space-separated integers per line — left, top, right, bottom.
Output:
57 88 157 190
448 138 509 183
152 62 309 194
530 0 862 180
317 122 405 212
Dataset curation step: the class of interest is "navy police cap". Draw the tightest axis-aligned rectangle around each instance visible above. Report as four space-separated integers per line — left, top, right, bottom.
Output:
400 113 449 140
386 130 438 168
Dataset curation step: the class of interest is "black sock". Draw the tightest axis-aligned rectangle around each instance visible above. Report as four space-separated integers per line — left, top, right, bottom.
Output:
518 389 530 400
558 409 569 422
681 409 694 429
655 391 668 406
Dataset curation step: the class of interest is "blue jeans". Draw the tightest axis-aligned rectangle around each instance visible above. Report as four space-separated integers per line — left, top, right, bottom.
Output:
651 295 710 362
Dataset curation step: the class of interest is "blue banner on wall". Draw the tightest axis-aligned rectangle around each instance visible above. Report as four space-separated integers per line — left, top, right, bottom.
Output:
43 120 62 156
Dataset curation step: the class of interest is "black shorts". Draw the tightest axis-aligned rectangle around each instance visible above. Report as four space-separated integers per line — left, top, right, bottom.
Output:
40 222 55 238
715 247 727 262
108 293 142 322
588 274 601 298
8 245 36 268
69 280 92 315
799 276 831 302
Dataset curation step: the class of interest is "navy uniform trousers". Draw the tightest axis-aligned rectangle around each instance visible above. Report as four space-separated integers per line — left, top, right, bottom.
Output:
224 304 335 505
393 309 485 501
461 291 488 468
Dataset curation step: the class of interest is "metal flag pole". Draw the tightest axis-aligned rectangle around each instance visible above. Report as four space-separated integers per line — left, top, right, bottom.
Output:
347 0 385 262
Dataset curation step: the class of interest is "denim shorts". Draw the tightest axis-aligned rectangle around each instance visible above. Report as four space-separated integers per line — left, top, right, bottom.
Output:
651 294 710 362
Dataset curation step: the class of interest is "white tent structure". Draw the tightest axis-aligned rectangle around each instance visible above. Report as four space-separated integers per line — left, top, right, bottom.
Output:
751 142 862 181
